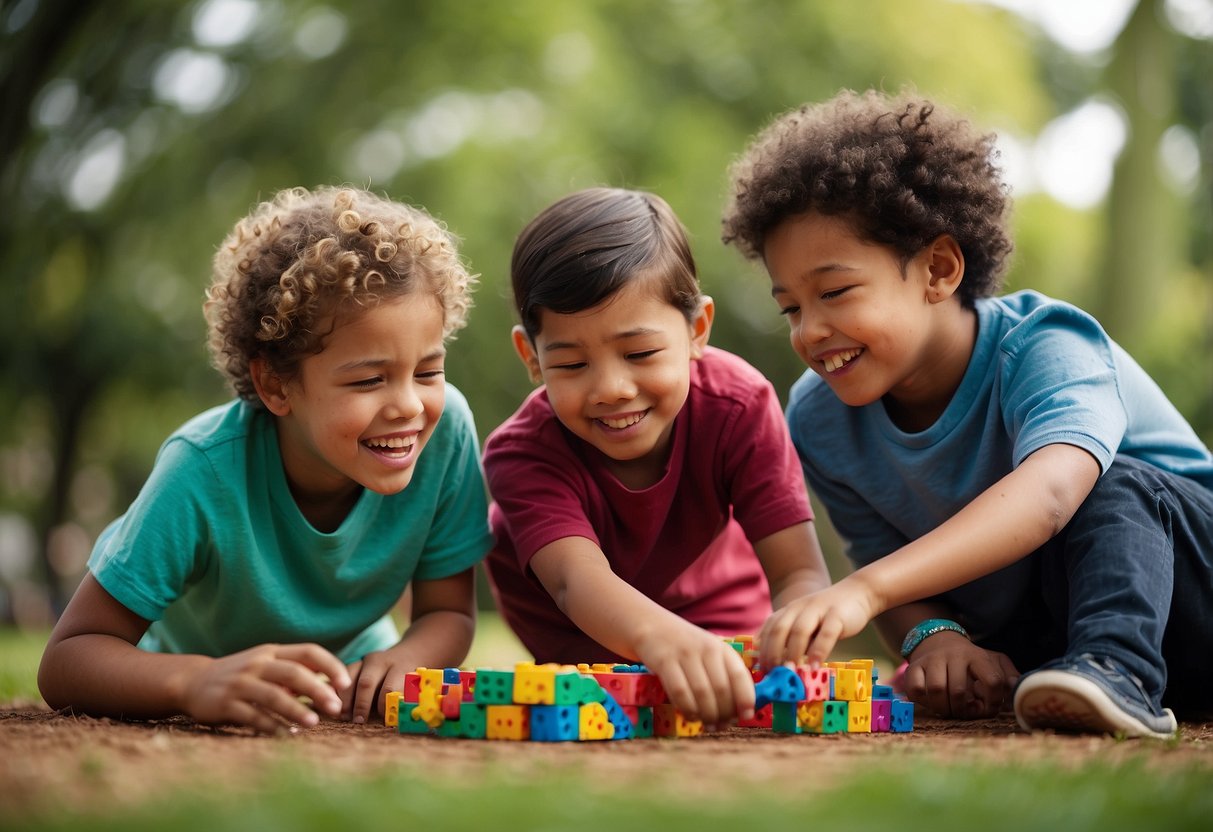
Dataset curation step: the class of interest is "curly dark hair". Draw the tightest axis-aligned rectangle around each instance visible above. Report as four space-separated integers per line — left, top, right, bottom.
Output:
721 89 1012 305
205 186 475 404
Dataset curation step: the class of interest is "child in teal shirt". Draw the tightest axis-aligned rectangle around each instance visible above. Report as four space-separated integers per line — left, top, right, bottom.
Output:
40 186 492 731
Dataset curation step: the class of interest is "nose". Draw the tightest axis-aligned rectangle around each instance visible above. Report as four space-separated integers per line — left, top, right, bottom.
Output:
384 380 424 421
792 308 829 353
590 362 637 404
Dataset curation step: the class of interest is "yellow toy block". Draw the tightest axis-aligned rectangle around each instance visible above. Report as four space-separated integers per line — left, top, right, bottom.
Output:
411 687 445 729
416 667 445 693
847 699 872 733
654 703 704 737
385 691 402 728
834 668 870 702
486 704 530 740
513 662 557 705
579 702 615 740
797 700 825 733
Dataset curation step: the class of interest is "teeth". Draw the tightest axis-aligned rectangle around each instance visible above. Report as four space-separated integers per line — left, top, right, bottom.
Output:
823 349 861 372
600 412 644 430
366 436 414 450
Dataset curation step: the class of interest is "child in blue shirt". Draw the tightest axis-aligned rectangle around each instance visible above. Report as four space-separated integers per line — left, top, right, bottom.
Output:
721 89 1213 738
39 186 493 732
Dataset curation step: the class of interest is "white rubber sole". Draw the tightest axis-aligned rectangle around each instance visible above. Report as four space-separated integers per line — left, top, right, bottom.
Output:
1014 670 1177 739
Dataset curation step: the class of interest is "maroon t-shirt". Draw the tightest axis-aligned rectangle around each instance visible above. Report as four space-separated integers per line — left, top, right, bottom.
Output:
483 347 813 662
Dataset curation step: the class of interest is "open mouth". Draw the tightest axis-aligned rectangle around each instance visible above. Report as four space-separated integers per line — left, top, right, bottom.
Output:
363 436 416 457
823 348 862 372
597 410 647 431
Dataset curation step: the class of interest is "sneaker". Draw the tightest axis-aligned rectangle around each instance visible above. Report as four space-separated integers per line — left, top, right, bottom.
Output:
1013 654 1177 740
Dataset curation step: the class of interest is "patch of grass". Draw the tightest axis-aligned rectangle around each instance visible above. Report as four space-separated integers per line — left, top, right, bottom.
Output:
7 756 1212 832
0 627 48 702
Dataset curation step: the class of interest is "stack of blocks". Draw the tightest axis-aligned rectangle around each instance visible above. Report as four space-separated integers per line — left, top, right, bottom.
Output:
388 636 912 741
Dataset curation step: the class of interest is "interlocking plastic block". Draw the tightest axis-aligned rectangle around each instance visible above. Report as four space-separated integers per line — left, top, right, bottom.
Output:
486 704 530 740
772 701 802 734
871 698 892 732
592 672 664 707
514 662 557 705
738 703 772 728
459 670 478 701
411 687 445 729
417 667 445 693
436 718 463 738
443 667 462 684
579 702 615 740
797 667 832 702
622 705 654 738
798 700 825 733
577 674 607 704
459 703 487 739
403 672 422 702
654 704 703 737
553 670 582 705
872 684 895 700
473 669 515 705
398 706 433 735
822 700 848 734
754 665 806 708
835 668 870 702
531 705 580 741
440 684 463 719
600 691 633 739
891 699 914 733
385 691 402 728
847 699 872 732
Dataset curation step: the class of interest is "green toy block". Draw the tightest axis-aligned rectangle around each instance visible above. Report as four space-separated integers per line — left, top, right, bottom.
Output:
630 706 653 738
578 674 607 704
473 669 515 704
459 703 487 739
436 718 462 738
553 670 582 705
772 701 802 734
822 700 848 734
397 705 432 735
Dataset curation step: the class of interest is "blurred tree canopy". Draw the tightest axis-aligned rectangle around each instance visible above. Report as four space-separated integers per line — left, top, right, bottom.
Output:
1 0 1210 620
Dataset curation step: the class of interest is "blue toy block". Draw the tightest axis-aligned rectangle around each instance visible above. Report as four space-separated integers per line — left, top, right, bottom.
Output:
600 691 633 740
530 705 580 741
754 665 806 708
872 684 895 699
891 699 914 732
443 667 462 684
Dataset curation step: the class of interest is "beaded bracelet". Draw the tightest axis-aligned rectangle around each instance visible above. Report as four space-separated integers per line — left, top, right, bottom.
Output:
899 618 969 659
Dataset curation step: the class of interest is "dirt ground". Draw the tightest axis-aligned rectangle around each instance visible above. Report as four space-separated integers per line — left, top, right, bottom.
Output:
3 698 1212 820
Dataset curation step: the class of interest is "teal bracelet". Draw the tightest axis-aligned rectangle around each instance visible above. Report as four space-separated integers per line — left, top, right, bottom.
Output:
899 618 969 659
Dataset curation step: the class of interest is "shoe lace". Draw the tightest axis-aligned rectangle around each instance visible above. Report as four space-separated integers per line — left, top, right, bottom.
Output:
1075 653 1157 711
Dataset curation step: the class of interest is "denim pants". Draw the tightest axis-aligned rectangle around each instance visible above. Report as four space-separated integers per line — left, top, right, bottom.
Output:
978 455 1213 714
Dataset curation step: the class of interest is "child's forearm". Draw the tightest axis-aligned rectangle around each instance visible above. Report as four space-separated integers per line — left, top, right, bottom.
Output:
39 633 211 719
756 522 833 610
852 443 1101 619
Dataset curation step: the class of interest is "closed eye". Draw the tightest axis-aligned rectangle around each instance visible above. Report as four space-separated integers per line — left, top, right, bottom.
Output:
349 377 383 388
778 305 800 317
626 349 660 361
822 286 851 300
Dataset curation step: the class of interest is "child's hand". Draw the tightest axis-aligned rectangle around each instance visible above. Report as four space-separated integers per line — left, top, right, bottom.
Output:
340 644 414 724
900 635 1019 718
181 643 350 733
635 622 755 729
757 579 877 669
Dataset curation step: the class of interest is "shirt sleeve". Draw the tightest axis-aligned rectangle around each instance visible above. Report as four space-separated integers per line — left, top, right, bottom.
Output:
87 437 215 621
998 303 1126 473
719 377 814 543
412 387 494 581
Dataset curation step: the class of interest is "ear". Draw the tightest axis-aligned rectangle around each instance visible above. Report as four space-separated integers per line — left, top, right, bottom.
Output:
922 235 965 304
249 358 292 416
689 296 715 359
511 325 543 385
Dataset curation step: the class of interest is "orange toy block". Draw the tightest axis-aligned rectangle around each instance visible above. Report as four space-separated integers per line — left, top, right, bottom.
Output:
654 703 703 737
440 683 463 719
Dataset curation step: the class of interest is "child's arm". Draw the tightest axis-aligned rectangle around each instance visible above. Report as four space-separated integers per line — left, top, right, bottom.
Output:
760 443 1100 666
341 568 476 724
39 573 350 732
752 520 833 662
531 536 756 727
873 602 1019 718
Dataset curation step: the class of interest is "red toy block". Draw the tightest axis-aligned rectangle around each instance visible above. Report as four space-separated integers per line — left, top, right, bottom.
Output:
592 672 666 706
738 703 773 728
403 672 422 702
440 683 463 719
459 670 477 701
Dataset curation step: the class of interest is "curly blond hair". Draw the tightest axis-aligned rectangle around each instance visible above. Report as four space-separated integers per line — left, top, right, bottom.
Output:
722 89 1012 306
205 186 475 403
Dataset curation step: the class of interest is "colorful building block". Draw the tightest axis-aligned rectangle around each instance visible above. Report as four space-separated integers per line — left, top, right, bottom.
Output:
459 703 487 739
473 669 515 705
385 690 401 728
755 665 806 707
847 699 872 732
622 705 654 738
486 704 530 740
891 699 914 733
579 702 615 740
772 701 802 734
871 698 892 732
654 704 703 737
822 700 848 734
513 662 558 705
798 700 825 733
531 705 580 741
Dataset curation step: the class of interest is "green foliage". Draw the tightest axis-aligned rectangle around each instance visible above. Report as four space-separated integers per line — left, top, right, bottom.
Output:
0 628 47 702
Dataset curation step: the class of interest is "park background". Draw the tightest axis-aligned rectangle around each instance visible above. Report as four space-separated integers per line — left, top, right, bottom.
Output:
1 0 1211 655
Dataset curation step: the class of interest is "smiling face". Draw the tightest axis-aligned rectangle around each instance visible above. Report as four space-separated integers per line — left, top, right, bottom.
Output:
514 278 712 488
763 211 974 432
253 292 447 523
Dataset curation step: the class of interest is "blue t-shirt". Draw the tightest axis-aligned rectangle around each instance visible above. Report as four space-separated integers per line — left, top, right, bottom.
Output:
88 384 492 663
787 290 1213 632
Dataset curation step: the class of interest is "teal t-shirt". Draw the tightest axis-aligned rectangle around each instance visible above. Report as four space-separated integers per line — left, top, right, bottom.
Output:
88 384 492 663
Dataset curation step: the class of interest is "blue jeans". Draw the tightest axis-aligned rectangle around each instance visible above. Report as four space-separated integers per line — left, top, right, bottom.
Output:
978 455 1213 715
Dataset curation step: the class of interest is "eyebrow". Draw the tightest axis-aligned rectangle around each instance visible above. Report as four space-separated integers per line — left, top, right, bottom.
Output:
334 349 446 372
542 327 663 352
770 263 859 297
